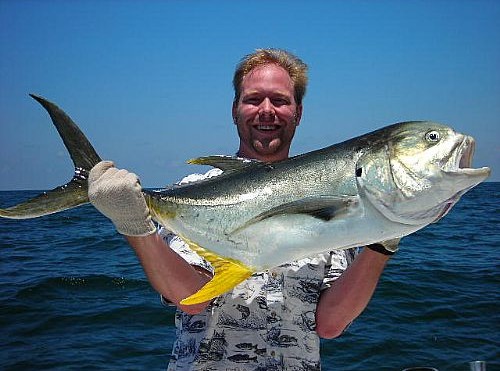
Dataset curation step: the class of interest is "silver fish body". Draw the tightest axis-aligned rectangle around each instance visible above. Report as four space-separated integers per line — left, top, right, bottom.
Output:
146 122 489 269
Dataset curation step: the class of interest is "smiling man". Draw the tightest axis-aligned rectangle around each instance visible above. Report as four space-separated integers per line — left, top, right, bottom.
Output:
88 49 394 370
233 60 303 162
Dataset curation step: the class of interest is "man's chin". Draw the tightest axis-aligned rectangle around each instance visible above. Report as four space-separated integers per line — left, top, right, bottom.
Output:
253 138 282 154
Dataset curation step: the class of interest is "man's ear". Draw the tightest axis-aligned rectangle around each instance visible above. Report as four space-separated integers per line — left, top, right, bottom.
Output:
232 101 238 124
295 104 303 126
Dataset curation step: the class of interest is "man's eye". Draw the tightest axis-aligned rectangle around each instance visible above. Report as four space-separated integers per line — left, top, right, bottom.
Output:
272 99 289 106
243 98 261 105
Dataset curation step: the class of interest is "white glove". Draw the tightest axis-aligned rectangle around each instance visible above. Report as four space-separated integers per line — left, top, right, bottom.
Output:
366 238 401 256
88 161 156 236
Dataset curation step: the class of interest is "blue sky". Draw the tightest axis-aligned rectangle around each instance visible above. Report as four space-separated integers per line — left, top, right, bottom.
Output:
0 0 498 190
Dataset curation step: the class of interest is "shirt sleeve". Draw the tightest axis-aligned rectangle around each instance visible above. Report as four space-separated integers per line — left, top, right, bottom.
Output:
177 168 223 185
321 248 358 290
158 228 215 274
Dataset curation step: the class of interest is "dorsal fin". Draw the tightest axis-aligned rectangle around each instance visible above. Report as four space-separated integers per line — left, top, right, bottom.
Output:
187 155 261 171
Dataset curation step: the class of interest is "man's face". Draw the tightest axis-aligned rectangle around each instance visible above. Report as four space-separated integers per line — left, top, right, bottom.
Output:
233 64 302 162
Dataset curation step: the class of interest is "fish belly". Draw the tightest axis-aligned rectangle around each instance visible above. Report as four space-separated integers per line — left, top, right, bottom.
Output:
160 203 421 271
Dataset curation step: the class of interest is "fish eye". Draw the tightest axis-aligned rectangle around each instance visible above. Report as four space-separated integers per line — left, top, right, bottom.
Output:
425 130 440 143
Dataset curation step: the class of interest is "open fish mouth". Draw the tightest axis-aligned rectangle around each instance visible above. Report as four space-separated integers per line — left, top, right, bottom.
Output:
432 135 490 222
442 136 490 177
459 137 474 169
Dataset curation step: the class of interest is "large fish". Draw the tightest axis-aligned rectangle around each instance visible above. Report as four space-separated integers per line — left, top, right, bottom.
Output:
0 95 490 305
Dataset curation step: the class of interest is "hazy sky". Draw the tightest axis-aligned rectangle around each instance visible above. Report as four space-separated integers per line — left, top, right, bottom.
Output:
1 0 498 190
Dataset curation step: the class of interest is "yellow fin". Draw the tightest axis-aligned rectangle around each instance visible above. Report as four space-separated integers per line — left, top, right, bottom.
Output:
180 240 253 305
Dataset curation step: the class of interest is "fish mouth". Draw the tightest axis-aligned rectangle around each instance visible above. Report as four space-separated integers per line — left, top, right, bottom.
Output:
441 135 490 177
432 135 490 222
458 136 476 171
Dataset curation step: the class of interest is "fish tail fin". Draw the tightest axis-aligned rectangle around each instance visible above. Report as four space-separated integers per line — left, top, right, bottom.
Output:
0 95 102 219
180 240 253 305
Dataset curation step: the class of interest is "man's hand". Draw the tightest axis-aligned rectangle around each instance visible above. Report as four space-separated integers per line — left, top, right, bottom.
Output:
88 161 156 236
366 238 401 256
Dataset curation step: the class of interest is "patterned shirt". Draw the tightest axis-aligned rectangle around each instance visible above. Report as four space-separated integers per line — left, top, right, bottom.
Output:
162 169 357 371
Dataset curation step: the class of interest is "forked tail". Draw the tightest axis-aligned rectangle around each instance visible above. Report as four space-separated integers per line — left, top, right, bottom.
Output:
0 95 102 219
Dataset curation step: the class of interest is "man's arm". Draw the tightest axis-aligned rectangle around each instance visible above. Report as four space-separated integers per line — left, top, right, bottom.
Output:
88 161 213 315
127 234 213 315
315 248 390 339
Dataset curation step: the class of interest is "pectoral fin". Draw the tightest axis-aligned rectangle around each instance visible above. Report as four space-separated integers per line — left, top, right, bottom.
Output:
230 195 359 235
180 240 254 305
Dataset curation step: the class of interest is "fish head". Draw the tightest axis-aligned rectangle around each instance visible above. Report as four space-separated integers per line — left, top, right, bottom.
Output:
356 121 490 225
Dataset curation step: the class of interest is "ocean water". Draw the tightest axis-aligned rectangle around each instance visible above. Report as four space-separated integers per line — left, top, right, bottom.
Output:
0 183 498 370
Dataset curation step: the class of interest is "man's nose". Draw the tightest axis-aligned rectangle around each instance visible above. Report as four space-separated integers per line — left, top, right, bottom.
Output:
258 98 275 118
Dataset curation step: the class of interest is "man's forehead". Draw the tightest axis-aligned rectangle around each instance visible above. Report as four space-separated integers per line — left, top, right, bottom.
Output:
241 64 294 93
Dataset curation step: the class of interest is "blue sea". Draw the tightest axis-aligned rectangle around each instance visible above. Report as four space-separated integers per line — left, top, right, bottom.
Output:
0 183 498 370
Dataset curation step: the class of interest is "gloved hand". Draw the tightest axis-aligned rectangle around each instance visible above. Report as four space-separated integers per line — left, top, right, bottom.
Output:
366 238 401 256
88 161 156 236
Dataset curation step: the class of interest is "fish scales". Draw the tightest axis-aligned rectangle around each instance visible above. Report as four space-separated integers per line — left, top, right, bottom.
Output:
146 147 358 255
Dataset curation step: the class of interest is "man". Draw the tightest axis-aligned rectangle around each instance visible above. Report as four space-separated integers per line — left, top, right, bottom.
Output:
88 49 396 370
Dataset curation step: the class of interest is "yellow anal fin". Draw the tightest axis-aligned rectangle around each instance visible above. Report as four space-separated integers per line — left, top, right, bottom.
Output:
180 240 253 305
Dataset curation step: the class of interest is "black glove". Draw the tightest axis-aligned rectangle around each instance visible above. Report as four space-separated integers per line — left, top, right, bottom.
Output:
366 238 401 256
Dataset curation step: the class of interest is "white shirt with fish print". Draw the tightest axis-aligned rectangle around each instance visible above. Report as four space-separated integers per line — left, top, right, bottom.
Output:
162 169 357 371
